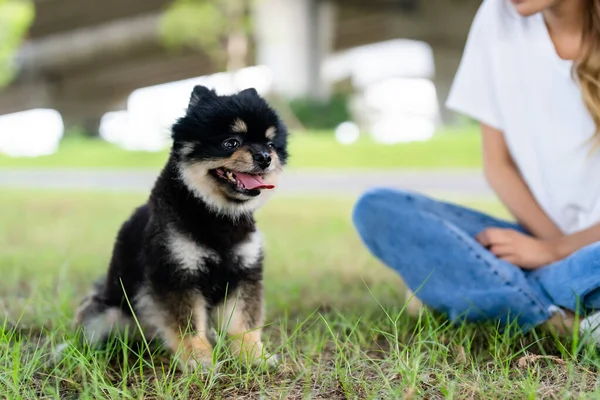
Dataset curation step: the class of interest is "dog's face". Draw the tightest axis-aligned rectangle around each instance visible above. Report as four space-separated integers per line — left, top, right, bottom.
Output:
171 86 288 216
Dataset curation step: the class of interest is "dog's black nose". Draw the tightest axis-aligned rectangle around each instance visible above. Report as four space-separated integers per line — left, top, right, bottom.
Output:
253 151 271 169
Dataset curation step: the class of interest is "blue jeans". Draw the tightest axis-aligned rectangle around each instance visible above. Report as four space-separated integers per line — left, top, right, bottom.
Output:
352 187 600 332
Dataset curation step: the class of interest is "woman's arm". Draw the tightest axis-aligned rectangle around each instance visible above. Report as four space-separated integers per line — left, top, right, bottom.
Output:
555 223 600 259
477 123 600 269
480 123 563 239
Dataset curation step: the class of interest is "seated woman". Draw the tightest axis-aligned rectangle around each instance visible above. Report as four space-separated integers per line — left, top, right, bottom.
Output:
353 0 600 339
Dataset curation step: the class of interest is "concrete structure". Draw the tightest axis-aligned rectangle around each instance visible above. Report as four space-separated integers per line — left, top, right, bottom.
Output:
254 0 337 101
0 0 482 131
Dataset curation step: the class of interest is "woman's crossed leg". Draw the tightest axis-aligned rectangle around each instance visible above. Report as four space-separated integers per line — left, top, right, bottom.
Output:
352 187 600 337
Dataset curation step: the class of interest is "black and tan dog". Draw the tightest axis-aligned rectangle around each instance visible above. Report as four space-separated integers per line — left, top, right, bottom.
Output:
71 86 288 371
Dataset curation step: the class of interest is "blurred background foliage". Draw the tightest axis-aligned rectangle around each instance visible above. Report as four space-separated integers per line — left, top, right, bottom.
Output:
0 0 34 88
288 93 352 130
160 0 251 72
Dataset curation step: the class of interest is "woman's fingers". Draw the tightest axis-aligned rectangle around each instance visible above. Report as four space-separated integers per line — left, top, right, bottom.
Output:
476 229 496 246
490 244 513 257
475 231 489 246
475 230 522 265
476 228 512 247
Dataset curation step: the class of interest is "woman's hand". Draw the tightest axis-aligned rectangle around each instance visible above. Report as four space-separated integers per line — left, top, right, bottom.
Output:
475 228 560 269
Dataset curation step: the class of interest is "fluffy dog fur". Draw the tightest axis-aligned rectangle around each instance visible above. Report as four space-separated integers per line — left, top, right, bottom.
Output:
70 86 288 371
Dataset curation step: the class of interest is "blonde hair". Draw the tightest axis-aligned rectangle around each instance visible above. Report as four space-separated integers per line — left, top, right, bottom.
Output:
575 0 600 147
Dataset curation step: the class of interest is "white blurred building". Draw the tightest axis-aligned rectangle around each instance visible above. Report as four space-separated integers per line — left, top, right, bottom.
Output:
323 39 439 144
0 109 64 157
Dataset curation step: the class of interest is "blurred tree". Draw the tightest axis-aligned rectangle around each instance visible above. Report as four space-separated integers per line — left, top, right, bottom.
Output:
160 0 306 131
0 0 34 87
160 0 250 73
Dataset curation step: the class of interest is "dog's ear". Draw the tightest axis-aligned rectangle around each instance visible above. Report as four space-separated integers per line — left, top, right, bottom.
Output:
188 85 216 111
238 87 259 97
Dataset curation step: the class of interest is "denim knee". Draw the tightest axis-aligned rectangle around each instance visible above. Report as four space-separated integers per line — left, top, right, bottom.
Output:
352 187 414 231
352 187 422 262
530 241 600 313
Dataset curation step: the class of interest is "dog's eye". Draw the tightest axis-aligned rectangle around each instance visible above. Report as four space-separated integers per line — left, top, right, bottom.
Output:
267 142 275 149
222 138 240 150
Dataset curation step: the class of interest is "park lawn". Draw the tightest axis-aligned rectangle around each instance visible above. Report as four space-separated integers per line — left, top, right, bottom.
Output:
0 128 482 170
1 189 598 399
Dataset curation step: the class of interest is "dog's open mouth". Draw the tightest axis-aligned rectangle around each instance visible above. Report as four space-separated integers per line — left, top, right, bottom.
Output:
211 167 275 194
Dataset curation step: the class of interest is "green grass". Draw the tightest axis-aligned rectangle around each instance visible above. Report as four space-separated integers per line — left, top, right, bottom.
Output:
0 128 482 170
1 189 598 399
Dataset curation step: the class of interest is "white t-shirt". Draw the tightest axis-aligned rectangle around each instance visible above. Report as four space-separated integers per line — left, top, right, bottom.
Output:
446 0 600 235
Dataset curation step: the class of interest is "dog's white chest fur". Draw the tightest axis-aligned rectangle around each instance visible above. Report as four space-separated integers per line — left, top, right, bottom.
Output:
234 230 263 268
167 230 220 272
167 229 262 271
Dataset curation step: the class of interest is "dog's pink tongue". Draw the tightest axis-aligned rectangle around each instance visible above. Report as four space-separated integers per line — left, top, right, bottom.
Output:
236 173 275 190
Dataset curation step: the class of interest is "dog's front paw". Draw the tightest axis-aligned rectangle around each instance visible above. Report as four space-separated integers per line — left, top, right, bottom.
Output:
253 352 280 371
178 355 215 375
265 353 281 369
49 341 71 366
